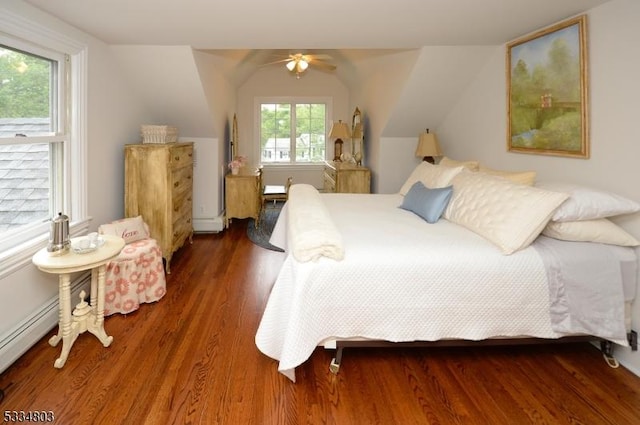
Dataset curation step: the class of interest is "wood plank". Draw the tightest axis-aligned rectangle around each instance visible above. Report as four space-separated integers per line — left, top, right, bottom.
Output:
1 221 639 424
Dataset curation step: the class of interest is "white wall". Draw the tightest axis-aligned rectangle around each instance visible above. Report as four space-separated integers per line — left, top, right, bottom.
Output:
186 137 222 232
88 50 157 228
191 50 237 229
348 50 419 191
438 0 640 375
349 47 495 192
236 66 350 187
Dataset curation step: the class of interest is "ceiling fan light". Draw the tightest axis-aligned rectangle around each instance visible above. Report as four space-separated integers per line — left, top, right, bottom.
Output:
286 60 296 71
298 59 309 71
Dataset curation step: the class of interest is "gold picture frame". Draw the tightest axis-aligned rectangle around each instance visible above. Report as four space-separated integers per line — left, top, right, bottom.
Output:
507 15 589 158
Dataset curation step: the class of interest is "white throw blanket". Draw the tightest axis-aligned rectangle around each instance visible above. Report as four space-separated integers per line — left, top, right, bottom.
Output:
287 184 344 262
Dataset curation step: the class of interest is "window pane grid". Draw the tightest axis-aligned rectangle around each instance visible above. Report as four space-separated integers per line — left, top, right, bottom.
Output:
261 101 326 164
0 43 63 237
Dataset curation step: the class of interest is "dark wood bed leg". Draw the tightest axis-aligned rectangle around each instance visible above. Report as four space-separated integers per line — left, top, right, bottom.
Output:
330 346 344 374
628 330 638 351
601 340 614 357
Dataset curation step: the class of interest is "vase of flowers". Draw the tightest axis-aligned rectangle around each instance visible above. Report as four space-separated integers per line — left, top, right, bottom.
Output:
228 155 247 175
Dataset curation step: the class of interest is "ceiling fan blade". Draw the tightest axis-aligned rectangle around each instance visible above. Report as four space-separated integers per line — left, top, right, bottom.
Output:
307 54 333 61
310 61 337 71
260 58 291 67
269 53 295 59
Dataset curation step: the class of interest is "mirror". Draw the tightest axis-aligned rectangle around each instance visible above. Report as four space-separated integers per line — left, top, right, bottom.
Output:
351 107 363 166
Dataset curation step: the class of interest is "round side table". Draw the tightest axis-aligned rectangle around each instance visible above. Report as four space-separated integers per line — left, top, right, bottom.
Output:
32 235 125 368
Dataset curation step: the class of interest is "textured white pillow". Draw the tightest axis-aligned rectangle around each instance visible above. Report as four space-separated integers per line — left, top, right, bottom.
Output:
478 165 536 186
99 215 150 244
439 156 480 171
444 171 569 254
537 182 640 221
399 162 464 195
543 219 640 247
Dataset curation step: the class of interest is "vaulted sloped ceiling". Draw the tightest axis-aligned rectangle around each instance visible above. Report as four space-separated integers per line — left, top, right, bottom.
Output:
24 0 611 139
383 46 498 137
110 46 215 137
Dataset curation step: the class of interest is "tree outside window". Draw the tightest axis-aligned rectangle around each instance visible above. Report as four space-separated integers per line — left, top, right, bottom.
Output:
260 101 326 164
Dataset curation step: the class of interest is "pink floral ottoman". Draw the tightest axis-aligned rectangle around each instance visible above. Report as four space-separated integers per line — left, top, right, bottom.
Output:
103 238 167 316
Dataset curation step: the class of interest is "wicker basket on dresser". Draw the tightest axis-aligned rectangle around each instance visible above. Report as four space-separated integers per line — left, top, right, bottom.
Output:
124 142 194 273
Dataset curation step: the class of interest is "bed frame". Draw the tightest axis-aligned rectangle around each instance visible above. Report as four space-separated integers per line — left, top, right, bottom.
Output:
328 331 638 374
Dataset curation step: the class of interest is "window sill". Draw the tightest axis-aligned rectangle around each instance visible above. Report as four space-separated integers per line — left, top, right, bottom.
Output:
0 218 92 280
260 163 325 171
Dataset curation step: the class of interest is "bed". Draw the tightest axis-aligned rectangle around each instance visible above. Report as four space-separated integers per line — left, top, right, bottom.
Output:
255 164 639 382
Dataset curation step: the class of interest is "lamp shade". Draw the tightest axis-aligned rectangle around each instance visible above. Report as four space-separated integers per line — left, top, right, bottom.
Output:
415 130 442 158
286 56 309 75
329 120 351 139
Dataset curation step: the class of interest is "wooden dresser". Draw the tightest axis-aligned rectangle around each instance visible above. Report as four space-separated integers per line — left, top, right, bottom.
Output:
323 161 371 193
225 168 260 228
124 142 194 273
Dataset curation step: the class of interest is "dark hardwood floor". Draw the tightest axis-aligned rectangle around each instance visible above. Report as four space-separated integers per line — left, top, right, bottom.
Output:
1 220 640 424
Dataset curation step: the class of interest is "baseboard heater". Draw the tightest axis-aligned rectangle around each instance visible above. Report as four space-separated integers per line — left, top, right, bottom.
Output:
0 272 91 374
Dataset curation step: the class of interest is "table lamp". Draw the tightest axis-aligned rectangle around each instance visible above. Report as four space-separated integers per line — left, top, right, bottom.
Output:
415 129 442 164
329 120 351 161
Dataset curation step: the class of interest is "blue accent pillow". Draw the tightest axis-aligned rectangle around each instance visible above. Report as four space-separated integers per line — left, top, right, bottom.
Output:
399 182 453 223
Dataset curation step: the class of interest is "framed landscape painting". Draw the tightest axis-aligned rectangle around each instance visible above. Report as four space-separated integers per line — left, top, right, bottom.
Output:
507 15 589 158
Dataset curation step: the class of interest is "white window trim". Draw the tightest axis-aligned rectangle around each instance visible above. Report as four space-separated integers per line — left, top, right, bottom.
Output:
254 96 333 167
0 9 90 279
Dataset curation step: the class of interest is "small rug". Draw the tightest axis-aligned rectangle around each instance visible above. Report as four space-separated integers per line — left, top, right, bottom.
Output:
247 202 285 252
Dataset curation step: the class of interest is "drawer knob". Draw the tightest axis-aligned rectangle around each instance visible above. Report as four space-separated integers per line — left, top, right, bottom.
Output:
174 181 180 187
174 156 180 161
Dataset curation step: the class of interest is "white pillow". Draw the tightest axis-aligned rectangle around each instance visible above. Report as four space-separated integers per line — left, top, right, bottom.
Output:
99 215 150 244
439 156 480 171
543 219 640 247
444 171 569 254
478 165 536 186
537 182 640 222
399 162 464 195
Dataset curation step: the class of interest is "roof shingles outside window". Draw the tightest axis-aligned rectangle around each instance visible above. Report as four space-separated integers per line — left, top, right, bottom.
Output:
0 118 51 232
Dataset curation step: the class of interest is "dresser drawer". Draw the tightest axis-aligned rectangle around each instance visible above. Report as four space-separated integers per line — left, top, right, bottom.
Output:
170 145 193 169
324 165 336 180
172 188 192 218
323 173 336 193
172 213 192 247
171 166 193 196
323 161 370 193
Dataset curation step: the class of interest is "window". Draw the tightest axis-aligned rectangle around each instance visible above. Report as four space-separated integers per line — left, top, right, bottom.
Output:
259 99 328 164
0 37 68 251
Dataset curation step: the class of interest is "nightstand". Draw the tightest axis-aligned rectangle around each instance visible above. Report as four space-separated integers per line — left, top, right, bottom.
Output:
225 168 260 228
323 161 371 193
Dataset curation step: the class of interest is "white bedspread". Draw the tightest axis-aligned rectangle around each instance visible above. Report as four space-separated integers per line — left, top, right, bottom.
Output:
256 193 631 381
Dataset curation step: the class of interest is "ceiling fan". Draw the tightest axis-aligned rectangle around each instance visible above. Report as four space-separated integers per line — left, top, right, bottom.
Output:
262 53 336 78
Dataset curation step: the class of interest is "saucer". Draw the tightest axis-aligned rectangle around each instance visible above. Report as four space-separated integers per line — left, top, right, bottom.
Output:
71 236 105 254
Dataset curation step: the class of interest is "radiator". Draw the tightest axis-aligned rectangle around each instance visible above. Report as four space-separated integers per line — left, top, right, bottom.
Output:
0 273 90 373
